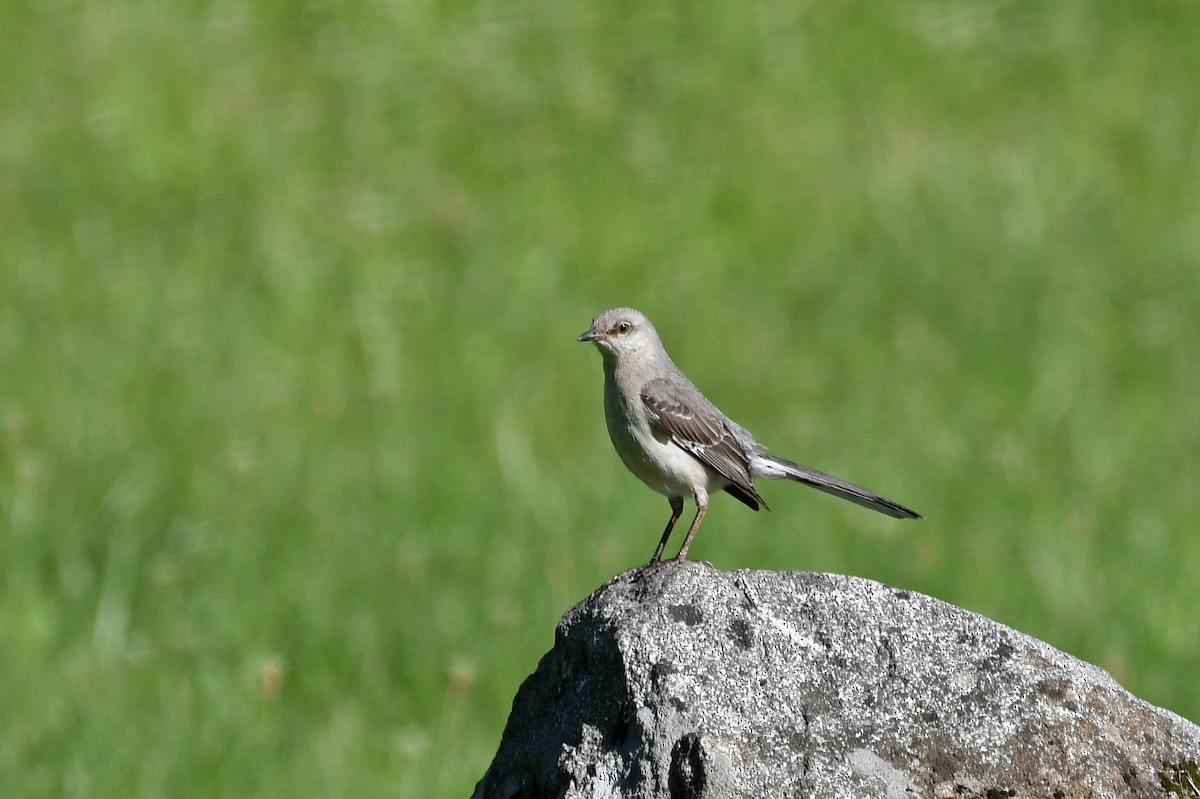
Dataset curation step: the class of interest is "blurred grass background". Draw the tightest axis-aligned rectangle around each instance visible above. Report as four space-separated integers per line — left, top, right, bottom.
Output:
2 0 1199 795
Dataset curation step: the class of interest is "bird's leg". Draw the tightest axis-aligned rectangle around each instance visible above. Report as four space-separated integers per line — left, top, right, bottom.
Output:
673 495 708 562
650 496 685 564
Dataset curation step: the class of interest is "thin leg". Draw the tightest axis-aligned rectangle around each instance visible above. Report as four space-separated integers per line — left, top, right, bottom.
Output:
673 496 708 562
650 496 685 564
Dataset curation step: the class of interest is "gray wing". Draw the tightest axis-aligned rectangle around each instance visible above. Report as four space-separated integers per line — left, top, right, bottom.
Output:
640 377 768 510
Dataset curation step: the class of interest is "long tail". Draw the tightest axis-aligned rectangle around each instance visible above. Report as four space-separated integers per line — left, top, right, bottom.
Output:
752 454 921 519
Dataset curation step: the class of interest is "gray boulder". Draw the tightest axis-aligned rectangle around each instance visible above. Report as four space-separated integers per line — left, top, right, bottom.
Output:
473 561 1200 798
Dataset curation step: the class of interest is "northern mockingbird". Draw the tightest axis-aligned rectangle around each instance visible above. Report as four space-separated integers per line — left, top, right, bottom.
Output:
578 307 920 563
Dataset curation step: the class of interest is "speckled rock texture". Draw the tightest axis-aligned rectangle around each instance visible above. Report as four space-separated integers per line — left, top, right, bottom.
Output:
472 561 1200 799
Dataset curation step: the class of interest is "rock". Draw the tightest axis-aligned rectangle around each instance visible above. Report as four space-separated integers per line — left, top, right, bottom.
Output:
472 561 1200 799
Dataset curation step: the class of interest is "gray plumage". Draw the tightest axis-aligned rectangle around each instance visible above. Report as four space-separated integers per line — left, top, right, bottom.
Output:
578 307 920 563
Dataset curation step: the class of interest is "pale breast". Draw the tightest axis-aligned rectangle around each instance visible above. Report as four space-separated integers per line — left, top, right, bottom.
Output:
603 372 723 499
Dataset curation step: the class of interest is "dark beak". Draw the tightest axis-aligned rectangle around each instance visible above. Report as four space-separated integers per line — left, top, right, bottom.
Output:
578 329 600 342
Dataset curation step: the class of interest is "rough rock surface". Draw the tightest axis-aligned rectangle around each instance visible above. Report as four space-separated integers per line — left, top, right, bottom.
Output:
473 561 1200 799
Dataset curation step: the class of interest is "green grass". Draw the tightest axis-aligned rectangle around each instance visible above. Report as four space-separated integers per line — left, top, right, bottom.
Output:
2 1 1199 795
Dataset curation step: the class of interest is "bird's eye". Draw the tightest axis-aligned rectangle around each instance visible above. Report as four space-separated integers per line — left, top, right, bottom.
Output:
616 322 632 334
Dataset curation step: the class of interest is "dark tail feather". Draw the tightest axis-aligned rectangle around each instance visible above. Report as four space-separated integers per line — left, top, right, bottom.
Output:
723 481 768 511
766 455 921 519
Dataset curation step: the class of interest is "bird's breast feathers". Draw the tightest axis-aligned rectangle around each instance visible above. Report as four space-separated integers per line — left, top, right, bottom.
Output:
602 380 719 498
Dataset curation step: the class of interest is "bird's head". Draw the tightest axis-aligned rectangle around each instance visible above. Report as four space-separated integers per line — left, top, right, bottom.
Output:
578 307 659 363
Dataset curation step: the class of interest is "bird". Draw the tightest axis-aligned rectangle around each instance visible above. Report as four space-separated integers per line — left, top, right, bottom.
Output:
578 307 920 564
